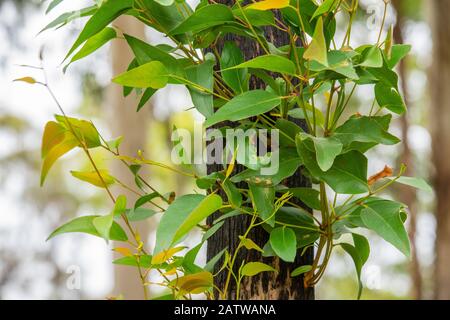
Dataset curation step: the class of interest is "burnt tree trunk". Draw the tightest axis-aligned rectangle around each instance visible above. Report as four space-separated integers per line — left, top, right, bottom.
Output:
206 3 314 300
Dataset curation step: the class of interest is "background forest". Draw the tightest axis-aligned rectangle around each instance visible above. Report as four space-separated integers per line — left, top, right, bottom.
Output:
0 0 448 299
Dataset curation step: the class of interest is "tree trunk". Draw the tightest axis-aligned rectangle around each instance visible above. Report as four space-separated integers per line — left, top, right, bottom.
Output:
392 0 422 300
430 0 450 300
206 3 314 300
107 16 153 300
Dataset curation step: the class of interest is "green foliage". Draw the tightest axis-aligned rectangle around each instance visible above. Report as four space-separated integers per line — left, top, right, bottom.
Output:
270 227 297 262
36 0 433 300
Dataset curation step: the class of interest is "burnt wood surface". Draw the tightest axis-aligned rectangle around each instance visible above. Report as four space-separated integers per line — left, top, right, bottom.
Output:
206 2 314 300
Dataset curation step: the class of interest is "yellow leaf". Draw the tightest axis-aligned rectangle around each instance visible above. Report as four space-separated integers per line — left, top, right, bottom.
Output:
41 134 79 186
239 236 264 253
71 169 116 188
247 0 290 10
54 115 101 148
163 268 178 276
14 77 37 84
151 247 185 265
170 271 213 295
41 121 66 159
225 148 237 179
303 17 328 67
113 247 133 257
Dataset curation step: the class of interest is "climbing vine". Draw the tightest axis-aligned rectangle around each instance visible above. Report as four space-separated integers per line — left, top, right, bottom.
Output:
16 0 432 299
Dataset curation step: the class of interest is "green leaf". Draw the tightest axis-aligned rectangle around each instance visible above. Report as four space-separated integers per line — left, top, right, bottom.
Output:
341 243 364 299
241 262 276 277
106 136 123 150
154 194 222 254
310 136 343 171
65 0 133 60
222 180 243 208
391 176 433 193
172 193 223 246
232 8 275 27
134 192 160 209
186 58 215 117
154 0 174 6
309 50 358 79
298 139 368 194
126 208 157 222
205 90 281 127
270 227 297 262
170 4 234 35
65 27 116 70
46 0 64 14
183 244 203 274
231 148 302 186
204 248 227 272
213 209 243 224
360 46 383 68
352 233 370 265
140 0 190 42
334 114 400 148
361 206 410 257
275 207 320 248
137 88 157 111
47 216 128 242
375 82 406 115
92 195 126 242
112 61 169 89
93 212 115 242
54 115 101 148
250 184 275 226
70 169 115 188
113 255 152 268
124 34 183 77
311 0 338 20
387 44 411 69
303 17 328 66
287 188 321 210
40 6 97 34
113 195 128 215
225 54 296 76
344 198 404 228
220 41 247 94
202 221 225 242
291 265 312 277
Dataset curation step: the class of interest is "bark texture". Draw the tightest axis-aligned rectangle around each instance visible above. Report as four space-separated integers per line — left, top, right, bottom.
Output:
392 0 422 300
108 16 152 300
206 3 314 300
430 0 450 300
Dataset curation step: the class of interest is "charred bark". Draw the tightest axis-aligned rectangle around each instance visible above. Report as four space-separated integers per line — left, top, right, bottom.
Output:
206 2 314 300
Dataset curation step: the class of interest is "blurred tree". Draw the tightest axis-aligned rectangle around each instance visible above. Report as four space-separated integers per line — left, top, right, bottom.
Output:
107 16 153 300
430 0 450 300
392 0 422 300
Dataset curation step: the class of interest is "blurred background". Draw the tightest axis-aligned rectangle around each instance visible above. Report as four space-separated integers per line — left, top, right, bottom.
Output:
0 0 448 300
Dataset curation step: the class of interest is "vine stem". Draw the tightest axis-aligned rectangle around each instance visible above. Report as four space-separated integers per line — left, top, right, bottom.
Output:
38 66 150 299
